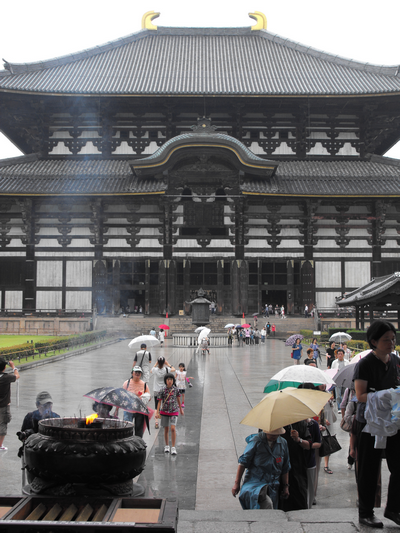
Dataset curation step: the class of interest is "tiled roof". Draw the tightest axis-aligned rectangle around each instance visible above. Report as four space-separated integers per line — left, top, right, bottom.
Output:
1 27 400 96
336 272 400 306
1 155 400 196
243 158 400 196
0 156 166 195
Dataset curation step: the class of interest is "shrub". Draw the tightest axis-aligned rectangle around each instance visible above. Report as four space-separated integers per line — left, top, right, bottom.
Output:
0 344 35 358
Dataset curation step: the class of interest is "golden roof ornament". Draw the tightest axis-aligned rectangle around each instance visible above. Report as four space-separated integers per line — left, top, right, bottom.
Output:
249 11 267 30
141 11 160 30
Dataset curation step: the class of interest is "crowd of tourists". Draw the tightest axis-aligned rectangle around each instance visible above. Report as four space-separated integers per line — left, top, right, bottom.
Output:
233 319 400 528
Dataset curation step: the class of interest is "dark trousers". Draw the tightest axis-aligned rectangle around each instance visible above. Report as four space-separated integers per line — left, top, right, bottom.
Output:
357 428 400 517
123 411 146 438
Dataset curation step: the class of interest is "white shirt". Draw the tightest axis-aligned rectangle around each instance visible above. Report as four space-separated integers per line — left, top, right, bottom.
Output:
331 358 349 370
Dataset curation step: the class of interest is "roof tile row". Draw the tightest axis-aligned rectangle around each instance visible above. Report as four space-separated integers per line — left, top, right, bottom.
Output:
0 157 400 196
1 28 400 96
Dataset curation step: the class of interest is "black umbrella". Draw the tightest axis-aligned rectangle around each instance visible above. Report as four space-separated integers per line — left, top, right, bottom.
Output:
84 387 150 415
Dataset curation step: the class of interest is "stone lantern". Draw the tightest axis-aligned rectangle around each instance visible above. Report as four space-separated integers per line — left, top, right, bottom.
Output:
188 288 211 326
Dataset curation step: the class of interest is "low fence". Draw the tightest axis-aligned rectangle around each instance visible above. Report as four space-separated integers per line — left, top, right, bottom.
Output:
3 331 119 365
172 333 229 348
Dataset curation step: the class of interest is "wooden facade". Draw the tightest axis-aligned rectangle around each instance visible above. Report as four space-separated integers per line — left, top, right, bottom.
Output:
1 20 400 316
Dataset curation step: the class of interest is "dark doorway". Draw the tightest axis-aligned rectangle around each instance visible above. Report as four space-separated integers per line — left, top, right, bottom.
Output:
120 290 145 313
262 290 287 312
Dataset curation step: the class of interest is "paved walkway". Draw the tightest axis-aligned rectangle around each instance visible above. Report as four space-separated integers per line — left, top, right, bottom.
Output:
0 337 393 530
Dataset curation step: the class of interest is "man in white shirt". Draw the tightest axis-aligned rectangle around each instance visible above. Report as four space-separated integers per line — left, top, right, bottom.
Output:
331 349 349 412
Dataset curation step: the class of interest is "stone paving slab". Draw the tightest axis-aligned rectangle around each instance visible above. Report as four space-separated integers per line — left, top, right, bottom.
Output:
0 333 393 531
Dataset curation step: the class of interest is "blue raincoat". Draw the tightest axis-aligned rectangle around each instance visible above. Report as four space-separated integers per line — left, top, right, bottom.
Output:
238 432 291 509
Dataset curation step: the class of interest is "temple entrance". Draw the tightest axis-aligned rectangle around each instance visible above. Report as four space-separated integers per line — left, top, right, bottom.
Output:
261 290 287 314
120 290 145 314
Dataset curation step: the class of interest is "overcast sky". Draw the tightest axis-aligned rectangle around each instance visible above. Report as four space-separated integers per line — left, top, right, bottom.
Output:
1 0 400 158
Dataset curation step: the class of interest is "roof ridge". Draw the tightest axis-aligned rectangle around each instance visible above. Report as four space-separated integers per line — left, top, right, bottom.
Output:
366 153 400 167
256 29 400 76
0 153 39 167
0 29 151 76
1 25 399 78
0 27 252 77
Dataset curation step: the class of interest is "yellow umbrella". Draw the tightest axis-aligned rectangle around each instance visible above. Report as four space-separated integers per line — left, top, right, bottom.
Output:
240 387 330 433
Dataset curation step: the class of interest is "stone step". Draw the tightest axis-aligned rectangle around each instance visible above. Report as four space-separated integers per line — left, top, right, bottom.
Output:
96 315 317 338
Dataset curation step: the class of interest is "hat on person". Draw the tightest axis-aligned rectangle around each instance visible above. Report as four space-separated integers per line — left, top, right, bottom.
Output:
132 365 143 374
36 391 53 405
266 427 285 435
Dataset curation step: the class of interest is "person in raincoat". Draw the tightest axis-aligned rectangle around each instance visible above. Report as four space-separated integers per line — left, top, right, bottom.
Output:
232 428 290 509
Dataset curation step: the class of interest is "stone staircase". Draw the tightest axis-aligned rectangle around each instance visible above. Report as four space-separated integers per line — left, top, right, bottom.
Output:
96 314 317 339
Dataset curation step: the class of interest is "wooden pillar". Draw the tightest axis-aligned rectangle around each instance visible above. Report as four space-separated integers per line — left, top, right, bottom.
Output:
240 260 249 316
235 196 246 261
361 306 365 330
183 260 190 314
217 260 224 314
356 305 360 330
162 195 173 261
113 260 120 314
168 260 177 315
159 260 167 315
19 199 36 311
145 260 150 314
371 200 385 279
301 260 315 311
287 260 294 315
93 260 107 314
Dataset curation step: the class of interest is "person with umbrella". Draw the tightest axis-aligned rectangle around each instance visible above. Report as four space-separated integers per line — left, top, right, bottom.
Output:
133 343 152 383
122 366 151 438
354 320 400 528
159 329 165 347
292 338 303 365
232 427 290 509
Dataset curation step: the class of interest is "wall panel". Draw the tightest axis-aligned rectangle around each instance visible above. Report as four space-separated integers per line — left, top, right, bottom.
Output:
37 261 62 287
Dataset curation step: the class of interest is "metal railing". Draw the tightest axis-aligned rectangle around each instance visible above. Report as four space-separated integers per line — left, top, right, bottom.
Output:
3 332 117 365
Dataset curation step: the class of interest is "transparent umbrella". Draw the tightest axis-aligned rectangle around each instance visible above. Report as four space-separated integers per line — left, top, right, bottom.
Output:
128 335 160 351
329 332 352 344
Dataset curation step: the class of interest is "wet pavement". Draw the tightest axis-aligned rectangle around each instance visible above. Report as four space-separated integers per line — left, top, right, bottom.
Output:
0 336 394 530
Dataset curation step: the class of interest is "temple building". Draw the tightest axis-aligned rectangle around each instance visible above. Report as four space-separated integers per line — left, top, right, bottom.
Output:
1 11 400 317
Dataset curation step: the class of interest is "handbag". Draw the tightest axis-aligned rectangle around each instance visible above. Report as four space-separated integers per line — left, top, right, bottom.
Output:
340 417 353 433
319 428 342 457
290 351 294 358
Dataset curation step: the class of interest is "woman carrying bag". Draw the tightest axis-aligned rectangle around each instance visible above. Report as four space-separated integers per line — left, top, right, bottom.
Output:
292 338 303 365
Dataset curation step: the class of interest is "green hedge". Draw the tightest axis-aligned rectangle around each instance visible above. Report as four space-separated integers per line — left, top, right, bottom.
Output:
35 330 108 352
0 344 35 358
300 330 329 342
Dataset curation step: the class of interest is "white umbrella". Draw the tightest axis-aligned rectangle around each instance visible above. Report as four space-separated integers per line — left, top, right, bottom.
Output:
329 332 352 344
270 365 336 386
128 335 160 351
198 327 211 340
195 326 208 333
224 323 235 328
